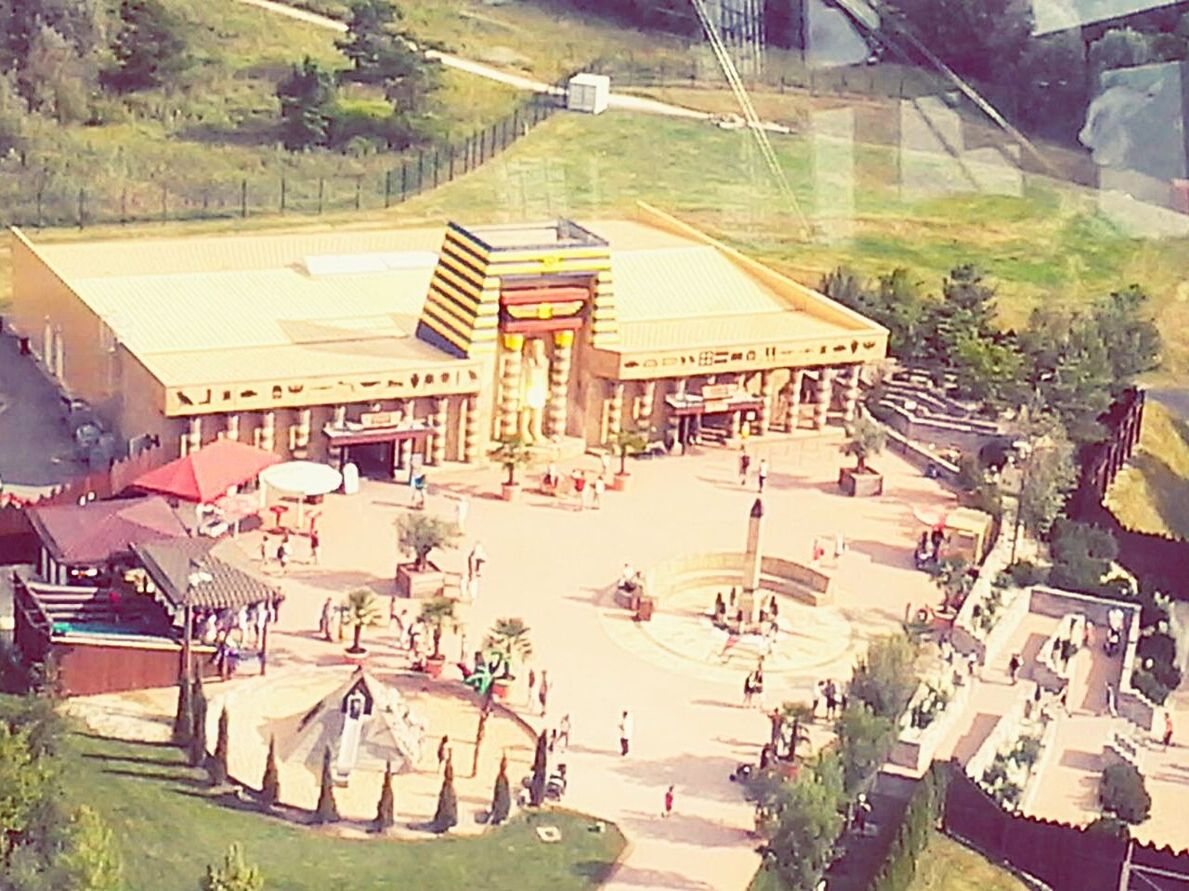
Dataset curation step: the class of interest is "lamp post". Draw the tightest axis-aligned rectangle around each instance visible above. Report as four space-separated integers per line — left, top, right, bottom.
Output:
1009 440 1032 566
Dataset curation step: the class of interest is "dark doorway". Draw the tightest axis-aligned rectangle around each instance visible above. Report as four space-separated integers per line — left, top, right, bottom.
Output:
346 442 395 480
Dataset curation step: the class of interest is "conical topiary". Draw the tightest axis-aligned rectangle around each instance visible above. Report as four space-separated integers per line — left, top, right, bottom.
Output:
172 678 193 746
529 730 548 806
374 760 395 832
313 746 339 824
490 753 511 825
209 707 229 786
260 735 280 810
432 757 457 833
189 677 208 768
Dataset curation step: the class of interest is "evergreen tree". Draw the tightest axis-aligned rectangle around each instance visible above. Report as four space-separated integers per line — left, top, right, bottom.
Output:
210 707 229 787
337 0 401 81
188 675 207 768
374 760 395 832
490 753 511 825
105 0 188 92
313 746 339 824
528 730 548 807
260 735 279 810
200 843 264 891
922 265 998 366
432 758 458 833
276 57 336 151
171 678 192 746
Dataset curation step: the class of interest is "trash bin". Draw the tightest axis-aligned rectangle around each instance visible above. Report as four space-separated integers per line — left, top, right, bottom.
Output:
342 462 360 495
635 596 655 622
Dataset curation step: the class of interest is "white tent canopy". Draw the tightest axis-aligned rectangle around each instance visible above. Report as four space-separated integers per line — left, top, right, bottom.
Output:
259 461 343 526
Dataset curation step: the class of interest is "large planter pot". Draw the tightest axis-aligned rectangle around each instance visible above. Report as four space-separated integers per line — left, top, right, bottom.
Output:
395 560 445 599
611 472 630 492
425 655 446 678
344 648 368 666
492 679 510 700
501 482 520 502
838 465 884 497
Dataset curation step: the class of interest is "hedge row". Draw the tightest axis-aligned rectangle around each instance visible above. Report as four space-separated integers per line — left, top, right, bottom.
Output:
867 763 949 891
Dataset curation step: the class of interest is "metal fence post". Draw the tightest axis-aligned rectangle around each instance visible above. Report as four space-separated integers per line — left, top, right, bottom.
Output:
241 179 248 218
354 177 361 210
161 184 167 222
513 106 520 138
384 170 391 208
318 177 325 214
280 176 287 213
417 150 425 192
400 160 409 202
77 188 85 229
120 189 127 225
479 129 486 164
36 187 43 228
432 147 440 188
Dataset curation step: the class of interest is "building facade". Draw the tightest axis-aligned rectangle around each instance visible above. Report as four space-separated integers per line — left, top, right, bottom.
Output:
10 205 888 474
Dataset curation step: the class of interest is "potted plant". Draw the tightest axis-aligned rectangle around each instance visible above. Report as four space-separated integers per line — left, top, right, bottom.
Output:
395 513 459 598
609 427 649 491
343 588 384 663
838 416 886 497
484 617 532 700
490 435 533 502
419 596 457 678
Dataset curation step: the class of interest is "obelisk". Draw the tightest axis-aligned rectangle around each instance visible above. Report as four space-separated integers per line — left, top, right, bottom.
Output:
741 497 764 624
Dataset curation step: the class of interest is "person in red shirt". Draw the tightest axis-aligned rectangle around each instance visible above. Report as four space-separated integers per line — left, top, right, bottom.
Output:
662 785 674 818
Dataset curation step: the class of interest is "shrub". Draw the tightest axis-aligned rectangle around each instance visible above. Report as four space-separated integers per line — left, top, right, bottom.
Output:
1150 660 1183 691
1009 735 1041 767
868 763 949 891
529 730 548 807
1086 815 1130 840
1100 762 1151 824
1131 669 1171 705
432 759 458 833
374 760 395 832
836 701 897 795
490 754 511 825
313 746 339 824
260 736 279 810
1008 560 1047 588
201 843 264 891
1137 632 1176 666
209 707 229 786
849 634 919 720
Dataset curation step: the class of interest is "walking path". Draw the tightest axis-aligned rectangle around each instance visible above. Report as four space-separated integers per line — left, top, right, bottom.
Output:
113 434 945 889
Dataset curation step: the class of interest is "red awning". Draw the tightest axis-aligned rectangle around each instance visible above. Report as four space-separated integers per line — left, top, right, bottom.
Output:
132 439 280 504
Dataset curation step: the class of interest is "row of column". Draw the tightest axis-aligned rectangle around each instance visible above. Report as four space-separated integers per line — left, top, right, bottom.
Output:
497 332 575 442
782 364 862 432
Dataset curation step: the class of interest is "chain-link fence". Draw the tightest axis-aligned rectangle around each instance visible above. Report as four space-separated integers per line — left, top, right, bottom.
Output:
0 82 569 230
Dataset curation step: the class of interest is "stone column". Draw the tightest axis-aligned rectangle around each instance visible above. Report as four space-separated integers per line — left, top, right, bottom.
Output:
53 326 64 380
548 330 574 440
729 410 742 439
787 370 804 432
607 381 625 439
756 371 773 435
463 396 480 463
637 380 657 425
813 370 833 430
42 317 52 367
431 398 448 465
292 408 312 457
333 405 347 428
259 411 276 452
225 413 240 442
842 364 862 422
499 333 524 440
186 416 202 454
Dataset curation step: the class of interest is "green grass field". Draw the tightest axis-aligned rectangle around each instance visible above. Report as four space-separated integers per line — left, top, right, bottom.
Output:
68 733 624 891
1105 401 1189 539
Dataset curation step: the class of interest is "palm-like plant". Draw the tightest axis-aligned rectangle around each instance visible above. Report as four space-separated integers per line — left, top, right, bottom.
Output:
490 435 533 486
485 618 532 675
776 702 814 761
610 426 649 475
343 588 384 654
419 596 457 660
841 416 886 472
396 513 459 572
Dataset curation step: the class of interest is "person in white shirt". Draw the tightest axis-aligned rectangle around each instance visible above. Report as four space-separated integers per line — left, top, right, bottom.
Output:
618 710 633 756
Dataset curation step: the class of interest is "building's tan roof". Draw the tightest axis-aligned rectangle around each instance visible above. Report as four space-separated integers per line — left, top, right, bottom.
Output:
619 313 845 351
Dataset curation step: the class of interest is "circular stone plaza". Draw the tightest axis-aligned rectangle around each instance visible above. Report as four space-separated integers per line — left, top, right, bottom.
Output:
66 434 953 890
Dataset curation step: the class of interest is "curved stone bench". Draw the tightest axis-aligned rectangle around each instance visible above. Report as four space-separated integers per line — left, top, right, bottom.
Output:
640 551 834 608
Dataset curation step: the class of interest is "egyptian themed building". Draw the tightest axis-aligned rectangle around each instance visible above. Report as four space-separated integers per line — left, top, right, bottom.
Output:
9 205 888 474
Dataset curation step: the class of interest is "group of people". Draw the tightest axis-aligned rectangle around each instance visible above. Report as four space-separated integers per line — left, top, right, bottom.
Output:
913 526 947 571
542 461 608 511
260 530 319 574
738 448 770 492
812 678 847 720
194 597 282 650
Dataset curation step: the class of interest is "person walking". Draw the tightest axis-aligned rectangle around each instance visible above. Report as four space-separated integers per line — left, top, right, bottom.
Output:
600 451 611 480
259 534 270 565
812 680 822 718
436 735 451 772
742 672 754 708
1163 712 1174 748
468 542 487 579
319 597 333 641
454 494 469 533
276 535 290 575
574 471 588 511
592 474 605 509
662 785 674 818
538 670 549 717
757 458 769 493
824 680 838 720
558 714 571 752
618 710 633 756
527 668 537 706
738 447 751 485
752 668 766 710
1008 653 1021 685
309 529 320 565
392 608 407 648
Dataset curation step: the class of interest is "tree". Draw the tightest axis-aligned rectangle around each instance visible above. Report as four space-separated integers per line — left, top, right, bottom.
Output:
201 844 264 891
1100 762 1151 824
313 746 339 824
1049 520 1118 592
1093 286 1161 393
105 0 188 92
396 512 459 571
484 618 532 675
848 633 919 720
42 804 122 891
276 57 336 151
952 334 1026 408
1089 27 1153 77
921 265 998 366
342 588 384 654
210 707 229 787
260 735 279 811
171 678 193 746
189 675 208 768
820 268 930 362
337 0 401 81
528 730 548 806
610 426 648 474
432 758 458 832
374 760 395 832
841 416 885 472
774 702 813 761
756 751 845 891
1017 33 1090 142
886 0 1032 85
932 558 974 610
836 701 897 796
490 435 533 486
1017 430 1077 540
490 753 511 825
419 596 456 661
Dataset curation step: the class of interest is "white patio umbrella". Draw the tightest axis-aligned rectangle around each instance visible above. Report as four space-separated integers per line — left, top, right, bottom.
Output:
259 461 343 527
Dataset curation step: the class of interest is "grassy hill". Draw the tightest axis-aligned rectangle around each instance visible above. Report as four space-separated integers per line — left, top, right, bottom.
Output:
1105 401 1189 540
